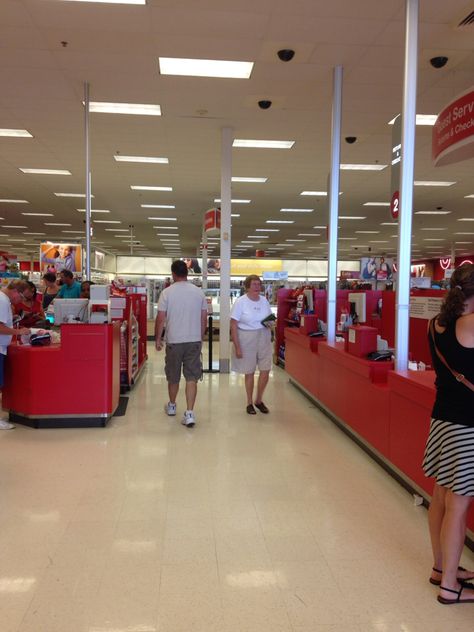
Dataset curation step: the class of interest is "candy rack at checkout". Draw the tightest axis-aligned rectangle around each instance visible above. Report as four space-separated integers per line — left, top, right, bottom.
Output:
2 283 148 429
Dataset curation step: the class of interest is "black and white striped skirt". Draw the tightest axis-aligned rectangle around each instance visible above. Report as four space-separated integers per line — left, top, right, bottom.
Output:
423 418 474 496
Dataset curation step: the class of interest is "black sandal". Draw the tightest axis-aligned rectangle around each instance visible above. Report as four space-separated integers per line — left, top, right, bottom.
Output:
438 584 474 605
254 401 269 414
246 404 257 415
430 565 474 586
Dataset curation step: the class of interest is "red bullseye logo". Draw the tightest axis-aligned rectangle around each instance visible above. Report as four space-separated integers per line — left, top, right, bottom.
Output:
390 190 399 219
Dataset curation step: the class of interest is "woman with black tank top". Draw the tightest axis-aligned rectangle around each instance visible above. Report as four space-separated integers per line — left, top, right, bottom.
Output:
422 263 474 604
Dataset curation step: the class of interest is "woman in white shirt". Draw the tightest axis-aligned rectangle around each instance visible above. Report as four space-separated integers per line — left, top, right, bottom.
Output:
230 275 273 415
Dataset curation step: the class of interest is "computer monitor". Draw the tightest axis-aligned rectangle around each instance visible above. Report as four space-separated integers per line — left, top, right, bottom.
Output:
53 299 89 324
348 292 366 323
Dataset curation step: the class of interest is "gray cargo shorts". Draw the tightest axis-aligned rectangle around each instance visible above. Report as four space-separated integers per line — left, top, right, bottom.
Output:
165 341 202 384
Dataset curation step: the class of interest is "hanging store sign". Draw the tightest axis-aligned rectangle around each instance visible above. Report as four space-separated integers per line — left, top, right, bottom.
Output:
433 86 474 166
204 208 221 234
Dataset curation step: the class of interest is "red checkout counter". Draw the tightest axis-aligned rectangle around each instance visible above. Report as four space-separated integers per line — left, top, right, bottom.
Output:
3 323 121 428
284 326 474 536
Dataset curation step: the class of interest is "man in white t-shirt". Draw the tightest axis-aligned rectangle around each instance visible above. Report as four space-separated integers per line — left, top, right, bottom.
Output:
155 260 208 427
0 280 31 429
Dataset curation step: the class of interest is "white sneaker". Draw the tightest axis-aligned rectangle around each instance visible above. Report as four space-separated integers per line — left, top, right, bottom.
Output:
164 402 177 416
0 418 15 430
181 410 195 428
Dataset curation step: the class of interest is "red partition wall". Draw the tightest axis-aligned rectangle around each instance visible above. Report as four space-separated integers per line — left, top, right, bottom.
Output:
381 289 445 365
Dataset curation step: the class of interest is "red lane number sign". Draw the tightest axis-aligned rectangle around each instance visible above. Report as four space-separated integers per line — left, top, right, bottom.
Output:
391 190 399 219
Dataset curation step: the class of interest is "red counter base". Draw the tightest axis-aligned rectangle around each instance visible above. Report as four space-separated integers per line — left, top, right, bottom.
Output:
284 328 474 539
3 323 121 429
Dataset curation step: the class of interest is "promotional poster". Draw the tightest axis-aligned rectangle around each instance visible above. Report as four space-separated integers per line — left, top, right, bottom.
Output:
40 243 82 274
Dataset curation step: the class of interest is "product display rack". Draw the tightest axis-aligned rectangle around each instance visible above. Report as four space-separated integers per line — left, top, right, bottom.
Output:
111 292 148 390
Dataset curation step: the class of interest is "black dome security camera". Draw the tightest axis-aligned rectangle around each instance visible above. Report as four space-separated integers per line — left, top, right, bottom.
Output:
430 56 448 69
277 49 295 62
345 136 357 144
258 100 272 110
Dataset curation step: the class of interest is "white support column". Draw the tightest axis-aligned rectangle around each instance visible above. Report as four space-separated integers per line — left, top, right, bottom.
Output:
395 0 419 372
84 82 92 279
219 127 233 373
327 65 343 343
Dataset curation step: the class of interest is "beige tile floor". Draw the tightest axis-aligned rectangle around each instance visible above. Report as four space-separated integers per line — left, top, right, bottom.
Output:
1 342 474 631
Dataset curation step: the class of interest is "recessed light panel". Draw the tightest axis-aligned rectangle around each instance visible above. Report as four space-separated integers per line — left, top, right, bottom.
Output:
159 57 254 79
20 168 71 175
340 164 387 171
114 155 169 163
0 129 33 137
233 139 295 149
131 185 172 191
89 102 161 115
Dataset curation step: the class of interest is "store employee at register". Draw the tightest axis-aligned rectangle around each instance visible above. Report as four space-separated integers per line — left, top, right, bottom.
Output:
56 270 81 299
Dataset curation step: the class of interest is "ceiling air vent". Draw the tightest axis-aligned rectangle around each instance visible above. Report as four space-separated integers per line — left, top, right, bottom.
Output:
457 9 474 27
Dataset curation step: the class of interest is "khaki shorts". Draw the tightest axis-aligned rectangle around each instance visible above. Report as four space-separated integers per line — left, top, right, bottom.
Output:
231 328 272 374
165 341 202 384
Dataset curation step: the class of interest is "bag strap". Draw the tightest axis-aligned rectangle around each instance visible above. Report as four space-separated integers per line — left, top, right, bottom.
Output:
429 318 474 393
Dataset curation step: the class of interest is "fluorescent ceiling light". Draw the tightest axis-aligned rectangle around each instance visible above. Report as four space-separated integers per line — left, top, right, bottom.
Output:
381 222 398 225
339 216 366 220
89 102 161 116
141 204 175 209
241 240 260 244
414 181 456 186
23 232 45 235
7 238 27 241
388 114 437 125
247 235 268 239
64 0 146 3
369 240 389 243
0 128 33 137
464 194 474 199
2 225 27 228
363 202 390 206
356 231 380 234
0 199 29 203
340 164 387 171
455 232 474 235
157 233 180 236
423 238 444 241
153 226 178 230
93 220 122 224
105 228 128 231
20 168 71 175
415 211 451 215
214 198 250 204
54 192 94 198
255 228 279 232
457 218 474 221
313 225 327 229
77 209 110 213
148 216 177 221
286 239 306 242
420 227 447 231
266 220 294 224
231 214 240 218
159 57 253 79
455 241 472 244
62 230 84 234
21 213 53 216
44 223 71 226
232 177 267 183
280 208 313 213
131 185 172 191
339 237 357 240
298 233 321 236
233 139 295 149
114 155 168 164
